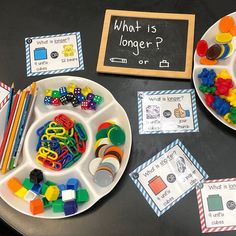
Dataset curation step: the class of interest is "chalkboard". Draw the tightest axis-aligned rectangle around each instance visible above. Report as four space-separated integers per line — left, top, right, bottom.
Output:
97 10 195 79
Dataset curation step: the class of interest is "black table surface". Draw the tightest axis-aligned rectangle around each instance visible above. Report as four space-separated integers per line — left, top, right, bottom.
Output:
0 0 235 235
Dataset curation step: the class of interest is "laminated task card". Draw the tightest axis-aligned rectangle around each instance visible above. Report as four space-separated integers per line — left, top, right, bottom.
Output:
196 178 236 233
130 139 208 217
25 32 84 76
137 89 199 134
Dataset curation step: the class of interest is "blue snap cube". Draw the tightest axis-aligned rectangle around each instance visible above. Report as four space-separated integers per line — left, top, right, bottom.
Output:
34 47 47 60
58 184 66 198
64 200 78 216
31 183 42 195
66 178 80 190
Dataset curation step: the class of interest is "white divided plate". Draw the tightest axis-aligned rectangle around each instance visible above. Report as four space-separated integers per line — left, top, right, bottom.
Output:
0 76 132 219
193 12 236 130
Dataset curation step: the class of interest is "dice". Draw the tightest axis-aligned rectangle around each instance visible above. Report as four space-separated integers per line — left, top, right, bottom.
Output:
77 93 85 103
51 98 61 106
71 96 80 107
45 89 52 96
44 96 52 105
59 87 67 96
81 86 92 97
87 93 95 101
81 101 89 110
88 101 96 110
52 90 60 98
66 92 74 102
74 87 81 96
60 95 69 105
93 95 103 105
67 83 76 93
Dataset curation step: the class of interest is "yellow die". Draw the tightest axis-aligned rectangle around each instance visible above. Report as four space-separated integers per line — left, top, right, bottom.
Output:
81 86 92 97
67 83 77 93
45 89 52 96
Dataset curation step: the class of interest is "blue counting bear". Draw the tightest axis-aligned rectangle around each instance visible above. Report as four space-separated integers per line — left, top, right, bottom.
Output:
198 68 216 87
212 96 231 116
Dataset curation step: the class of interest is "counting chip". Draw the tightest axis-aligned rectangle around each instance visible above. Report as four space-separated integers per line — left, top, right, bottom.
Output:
104 146 124 159
108 127 125 145
98 122 113 131
102 157 120 173
206 44 222 60
94 169 114 187
98 144 111 158
95 144 106 157
104 151 122 163
94 138 103 151
98 162 116 176
215 32 232 43
196 40 208 57
98 138 111 146
218 44 230 59
89 158 102 175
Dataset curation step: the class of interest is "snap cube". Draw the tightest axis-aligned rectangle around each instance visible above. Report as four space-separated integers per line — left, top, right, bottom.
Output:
44 96 52 105
30 169 43 184
22 178 34 190
76 189 89 203
66 178 80 190
58 184 66 198
30 199 44 215
7 177 22 193
52 199 64 213
15 187 28 199
42 197 52 208
45 185 60 201
31 183 42 195
24 190 38 202
64 200 78 216
62 189 76 202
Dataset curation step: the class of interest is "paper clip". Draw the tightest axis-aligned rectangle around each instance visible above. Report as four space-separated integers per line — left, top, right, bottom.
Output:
38 147 58 160
45 126 66 136
54 114 74 130
43 158 62 171
36 121 51 136
74 123 87 140
74 132 86 153
36 154 46 165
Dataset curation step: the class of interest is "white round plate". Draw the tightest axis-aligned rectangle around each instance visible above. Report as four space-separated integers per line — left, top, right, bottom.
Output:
193 12 236 130
0 76 132 218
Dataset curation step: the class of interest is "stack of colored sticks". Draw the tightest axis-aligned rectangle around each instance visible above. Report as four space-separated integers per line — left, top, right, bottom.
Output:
0 82 38 174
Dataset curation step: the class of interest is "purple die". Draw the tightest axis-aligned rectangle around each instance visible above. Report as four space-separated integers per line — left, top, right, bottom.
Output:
64 200 78 216
87 93 95 101
44 96 52 105
74 87 81 96
88 101 96 110
77 93 85 103
59 87 67 96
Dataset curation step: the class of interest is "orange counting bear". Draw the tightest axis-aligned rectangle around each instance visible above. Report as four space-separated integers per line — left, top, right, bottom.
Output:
30 198 44 215
219 16 234 33
7 177 22 193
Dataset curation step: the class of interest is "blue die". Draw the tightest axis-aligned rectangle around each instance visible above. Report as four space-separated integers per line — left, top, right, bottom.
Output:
59 87 67 96
64 200 78 216
44 96 52 105
66 178 81 190
77 93 85 103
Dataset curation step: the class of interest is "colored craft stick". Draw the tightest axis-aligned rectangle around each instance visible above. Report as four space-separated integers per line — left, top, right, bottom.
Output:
13 86 38 168
4 83 14 131
9 91 31 170
1 90 27 174
0 90 21 164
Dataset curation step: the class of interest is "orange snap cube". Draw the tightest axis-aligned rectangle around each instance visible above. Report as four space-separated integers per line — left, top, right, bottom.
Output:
30 199 44 215
7 177 22 193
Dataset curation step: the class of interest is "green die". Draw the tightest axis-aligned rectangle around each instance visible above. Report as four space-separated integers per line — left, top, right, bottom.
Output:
52 199 64 213
52 90 60 98
42 197 52 208
22 178 34 190
93 95 103 105
76 189 89 203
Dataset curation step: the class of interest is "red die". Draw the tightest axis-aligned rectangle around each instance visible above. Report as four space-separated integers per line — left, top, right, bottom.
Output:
81 101 89 110
51 98 61 106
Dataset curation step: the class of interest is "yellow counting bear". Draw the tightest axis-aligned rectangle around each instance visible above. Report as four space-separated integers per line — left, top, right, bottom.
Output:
225 88 236 107
62 44 75 57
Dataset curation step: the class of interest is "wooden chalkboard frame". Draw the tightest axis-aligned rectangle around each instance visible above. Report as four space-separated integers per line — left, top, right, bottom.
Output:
97 10 195 79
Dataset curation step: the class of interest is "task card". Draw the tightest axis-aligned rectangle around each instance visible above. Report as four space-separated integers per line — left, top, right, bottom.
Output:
25 32 84 76
130 139 208 217
196 178 236 233
0 82 10 110
137 89 199 134
97 10 195 79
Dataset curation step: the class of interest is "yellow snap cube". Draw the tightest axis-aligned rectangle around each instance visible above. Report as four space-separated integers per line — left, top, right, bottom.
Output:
15 187 28 199
45 185 59 201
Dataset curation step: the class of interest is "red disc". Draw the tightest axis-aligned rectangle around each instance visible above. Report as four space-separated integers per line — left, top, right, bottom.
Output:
98 122 113 131
196 40 208 57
